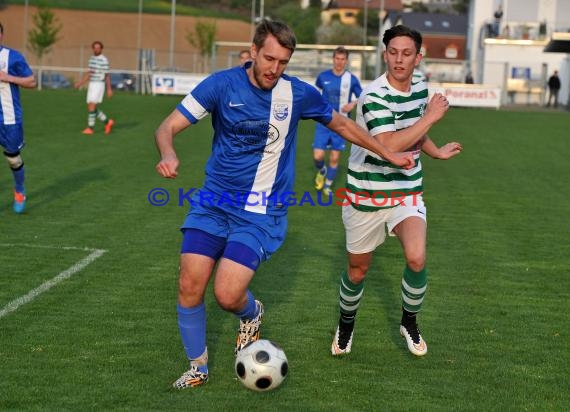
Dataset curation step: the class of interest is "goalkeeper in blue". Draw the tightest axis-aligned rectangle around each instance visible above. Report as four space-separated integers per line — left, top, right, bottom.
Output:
312 46 362 196
154 20 414 389
330 25 462 358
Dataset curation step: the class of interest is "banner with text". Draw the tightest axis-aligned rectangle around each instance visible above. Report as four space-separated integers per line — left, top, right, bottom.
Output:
428 83 502 108
152 73 207 95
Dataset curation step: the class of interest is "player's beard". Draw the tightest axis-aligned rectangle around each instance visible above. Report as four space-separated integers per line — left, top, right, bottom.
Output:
253 63 277 91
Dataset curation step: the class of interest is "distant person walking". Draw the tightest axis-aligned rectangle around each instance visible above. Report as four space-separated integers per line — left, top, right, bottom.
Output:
75 41 114 135
546 70 561 108
493 5 503 38
0 22 37 213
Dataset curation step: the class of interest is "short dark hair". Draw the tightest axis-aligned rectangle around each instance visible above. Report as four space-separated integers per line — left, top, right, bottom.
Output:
333 46 349 58
253 19 296 55
382 25 422 54
92 40 104 49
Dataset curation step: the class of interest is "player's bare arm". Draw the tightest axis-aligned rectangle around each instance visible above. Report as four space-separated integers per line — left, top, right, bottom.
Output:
340 101 357 114
74 72 90 88
154 110 191 178
421 137 462 160
0 72 36 88
105 74 113 98
377 93 450 152
327 111 414 169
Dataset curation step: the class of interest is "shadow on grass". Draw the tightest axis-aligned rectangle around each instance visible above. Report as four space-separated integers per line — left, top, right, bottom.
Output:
24 167 109 213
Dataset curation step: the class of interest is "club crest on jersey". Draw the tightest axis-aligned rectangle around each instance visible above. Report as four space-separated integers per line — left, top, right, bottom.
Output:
273 103 289 121
419 103 426 117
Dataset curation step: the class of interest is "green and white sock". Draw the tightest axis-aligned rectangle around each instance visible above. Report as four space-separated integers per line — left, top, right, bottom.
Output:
339 270 364 325
401 266 427 313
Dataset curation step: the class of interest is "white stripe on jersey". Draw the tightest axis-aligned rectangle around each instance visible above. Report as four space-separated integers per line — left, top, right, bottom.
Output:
0 48 16 125
245 78 293 214
339 72 351 117
88 54 109 82
180 93 208 120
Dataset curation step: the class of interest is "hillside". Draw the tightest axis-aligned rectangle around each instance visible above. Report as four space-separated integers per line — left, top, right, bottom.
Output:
0 5 253 71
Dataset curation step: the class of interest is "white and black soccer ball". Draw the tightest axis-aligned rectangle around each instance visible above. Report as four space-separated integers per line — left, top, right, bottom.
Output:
235 339 288 391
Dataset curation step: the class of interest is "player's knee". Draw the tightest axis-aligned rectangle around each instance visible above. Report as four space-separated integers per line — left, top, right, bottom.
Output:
177 271 201 301
4 152 23 170
348 266 368 284
406 252 425 273
214 290 240 312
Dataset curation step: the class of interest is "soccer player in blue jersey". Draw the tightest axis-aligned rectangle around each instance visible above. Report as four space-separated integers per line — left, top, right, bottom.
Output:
0 23 37 214
75 41 114 135
154 19 414 389
313 46 362 196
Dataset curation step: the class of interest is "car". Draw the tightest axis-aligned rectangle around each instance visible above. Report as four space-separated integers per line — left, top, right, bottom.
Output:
40 72 72 89
109 72 136 91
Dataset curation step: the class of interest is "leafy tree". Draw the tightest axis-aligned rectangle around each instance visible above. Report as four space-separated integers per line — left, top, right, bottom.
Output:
452 0 470 15
27 6 62 65
186 19 217 72
316 21 362 45
409 1 429 12
356 8 380 45
272 3 321 44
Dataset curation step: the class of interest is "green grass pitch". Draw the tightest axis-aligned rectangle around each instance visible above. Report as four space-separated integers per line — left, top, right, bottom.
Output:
0 89 568 410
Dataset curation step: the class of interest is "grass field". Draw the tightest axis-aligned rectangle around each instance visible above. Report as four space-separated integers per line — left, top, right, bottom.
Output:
1 89 569 411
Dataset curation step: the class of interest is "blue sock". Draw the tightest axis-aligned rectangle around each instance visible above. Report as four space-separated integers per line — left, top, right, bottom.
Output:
234 290 258 320
325 166 337 185
177 303 208 372
12 165 25 193
314 159 325 171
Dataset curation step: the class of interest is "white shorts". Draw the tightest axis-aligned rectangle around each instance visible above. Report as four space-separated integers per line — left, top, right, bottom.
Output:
86 81 105 104
342 195 427 254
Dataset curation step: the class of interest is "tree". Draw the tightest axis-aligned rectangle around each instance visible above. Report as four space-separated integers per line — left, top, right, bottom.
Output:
452 0 470 15
272 3 321 44
356 9 380 45
186 19 217 72
410 1 429 12
316 21 362 45
27 6 62 66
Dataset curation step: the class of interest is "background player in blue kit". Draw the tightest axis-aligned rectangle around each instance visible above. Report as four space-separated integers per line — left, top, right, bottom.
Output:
0 22 37 214
154 19 414 389
313 46 362 196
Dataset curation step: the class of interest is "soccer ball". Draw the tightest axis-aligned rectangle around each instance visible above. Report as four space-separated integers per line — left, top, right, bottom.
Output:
235 339 288 391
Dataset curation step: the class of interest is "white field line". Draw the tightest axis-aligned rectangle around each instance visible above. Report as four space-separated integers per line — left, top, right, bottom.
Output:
0 244 107 320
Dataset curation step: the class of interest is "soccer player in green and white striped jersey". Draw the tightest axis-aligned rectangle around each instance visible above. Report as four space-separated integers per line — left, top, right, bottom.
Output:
75 41 114 135
331 25 462 357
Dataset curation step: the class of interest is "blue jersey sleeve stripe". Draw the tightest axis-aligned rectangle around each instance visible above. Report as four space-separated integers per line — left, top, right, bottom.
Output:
176 103 198 124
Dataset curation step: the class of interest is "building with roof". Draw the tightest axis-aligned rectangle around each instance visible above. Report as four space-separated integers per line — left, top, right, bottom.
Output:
468 0 570 106
321 0 403 26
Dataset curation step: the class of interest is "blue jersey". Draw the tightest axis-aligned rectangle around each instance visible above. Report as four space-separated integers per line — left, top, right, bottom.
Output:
0 46 33 125
177 64 333 215
315 69 362 117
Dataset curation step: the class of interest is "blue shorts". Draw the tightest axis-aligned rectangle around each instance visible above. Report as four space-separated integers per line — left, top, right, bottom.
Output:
0 124 25 154
180 202 288 264
312 123 346 151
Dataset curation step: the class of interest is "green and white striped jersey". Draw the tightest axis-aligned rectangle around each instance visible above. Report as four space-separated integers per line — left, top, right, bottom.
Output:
346 73 428 211
88 54 109 82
